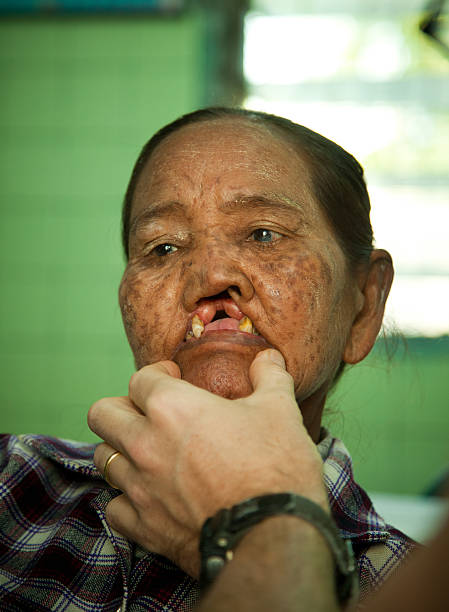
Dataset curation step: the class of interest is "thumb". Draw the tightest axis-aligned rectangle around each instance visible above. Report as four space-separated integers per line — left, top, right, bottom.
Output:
152 360 182 379
249 349 294 398
137 360 181 381
128 360 181 411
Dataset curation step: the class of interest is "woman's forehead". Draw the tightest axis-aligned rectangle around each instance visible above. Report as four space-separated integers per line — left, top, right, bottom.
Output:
128 120 332 243
135 118 314 203
153 117 298 160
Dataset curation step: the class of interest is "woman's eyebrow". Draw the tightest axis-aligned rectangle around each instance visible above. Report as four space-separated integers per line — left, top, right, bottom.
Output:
130 194 306 235
219 194 306 215
129 201 185 235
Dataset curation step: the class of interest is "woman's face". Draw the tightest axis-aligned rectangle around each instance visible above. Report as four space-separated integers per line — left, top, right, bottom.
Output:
119 119 361 438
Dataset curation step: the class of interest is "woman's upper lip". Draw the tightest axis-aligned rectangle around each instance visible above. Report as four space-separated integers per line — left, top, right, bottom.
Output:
170 296 267 358
190 297 245 327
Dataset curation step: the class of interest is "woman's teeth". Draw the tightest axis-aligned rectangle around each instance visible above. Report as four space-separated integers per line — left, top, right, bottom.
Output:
192 314 204 338
186 314 259 340
238 316 253 334
238 316 260 335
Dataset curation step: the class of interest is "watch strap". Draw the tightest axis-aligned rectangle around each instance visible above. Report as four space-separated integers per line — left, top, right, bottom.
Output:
199 492 358 604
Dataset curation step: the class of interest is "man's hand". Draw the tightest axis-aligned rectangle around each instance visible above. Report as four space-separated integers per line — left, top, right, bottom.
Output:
88 349 328 578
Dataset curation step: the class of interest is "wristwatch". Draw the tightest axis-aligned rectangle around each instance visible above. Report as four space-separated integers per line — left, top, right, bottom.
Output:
199 492 358 604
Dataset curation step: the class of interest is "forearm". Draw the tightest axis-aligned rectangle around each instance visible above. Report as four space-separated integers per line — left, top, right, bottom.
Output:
196 515 341 612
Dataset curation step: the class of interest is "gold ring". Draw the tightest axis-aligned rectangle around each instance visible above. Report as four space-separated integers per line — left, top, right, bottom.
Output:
103 450 121 489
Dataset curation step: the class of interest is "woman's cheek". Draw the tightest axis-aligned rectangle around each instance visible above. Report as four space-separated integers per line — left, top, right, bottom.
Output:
270 254 343 395
119 270 168 367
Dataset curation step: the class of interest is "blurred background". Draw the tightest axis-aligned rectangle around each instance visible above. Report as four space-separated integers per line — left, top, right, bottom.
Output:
0 0 448 536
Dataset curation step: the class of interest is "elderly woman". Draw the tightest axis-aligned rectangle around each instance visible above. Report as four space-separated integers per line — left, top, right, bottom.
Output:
0 108 413 611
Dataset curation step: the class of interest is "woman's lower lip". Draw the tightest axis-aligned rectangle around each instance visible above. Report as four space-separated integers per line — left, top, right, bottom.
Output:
175 329 271 353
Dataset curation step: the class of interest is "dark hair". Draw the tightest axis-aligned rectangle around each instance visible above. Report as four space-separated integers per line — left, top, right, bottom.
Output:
121 107 374 268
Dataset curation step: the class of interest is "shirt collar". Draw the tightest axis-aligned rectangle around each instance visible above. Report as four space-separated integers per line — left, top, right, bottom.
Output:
21 434 101 479
318 429 390 544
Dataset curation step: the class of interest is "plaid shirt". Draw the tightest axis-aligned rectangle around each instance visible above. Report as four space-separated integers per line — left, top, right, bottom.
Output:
0 432 414 611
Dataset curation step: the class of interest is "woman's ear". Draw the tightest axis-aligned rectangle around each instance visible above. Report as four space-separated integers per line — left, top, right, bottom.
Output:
343 249 394 364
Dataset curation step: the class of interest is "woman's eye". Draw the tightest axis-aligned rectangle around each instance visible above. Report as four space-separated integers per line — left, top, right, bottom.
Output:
153 243 178 256
250 228 281 243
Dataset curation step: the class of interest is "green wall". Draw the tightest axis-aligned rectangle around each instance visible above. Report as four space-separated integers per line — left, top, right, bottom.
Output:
1 16 447 496
0 14 204 440
325 339 449 495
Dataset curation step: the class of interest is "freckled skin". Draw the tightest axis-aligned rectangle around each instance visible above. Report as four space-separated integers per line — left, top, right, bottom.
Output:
119 119 360 442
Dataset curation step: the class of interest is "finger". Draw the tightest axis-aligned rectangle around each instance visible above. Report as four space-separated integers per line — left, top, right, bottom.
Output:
135 360 181 386
94 442 130 489
105 495 200 578
88 396 144 455
128 360 185 413
105 494 140 539
93 441 116 472
249 349 294 400
106 494 163 555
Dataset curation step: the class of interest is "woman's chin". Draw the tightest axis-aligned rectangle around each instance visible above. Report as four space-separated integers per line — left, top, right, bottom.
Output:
176 350 256 399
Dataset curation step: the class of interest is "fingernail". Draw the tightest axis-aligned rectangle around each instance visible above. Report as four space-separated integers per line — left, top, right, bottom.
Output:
266 349 285 368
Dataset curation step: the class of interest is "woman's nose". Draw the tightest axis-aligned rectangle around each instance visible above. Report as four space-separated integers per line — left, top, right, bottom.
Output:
181 242 255 311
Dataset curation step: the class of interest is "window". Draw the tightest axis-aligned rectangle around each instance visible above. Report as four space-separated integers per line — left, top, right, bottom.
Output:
244 0 449 336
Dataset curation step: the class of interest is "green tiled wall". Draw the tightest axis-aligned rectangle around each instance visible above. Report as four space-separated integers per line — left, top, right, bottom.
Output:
1 17 447 496
0 15 204 440
326 339 449 495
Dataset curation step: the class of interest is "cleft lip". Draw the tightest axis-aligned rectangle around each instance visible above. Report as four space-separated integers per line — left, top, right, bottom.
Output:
184 297 263 342
186 297 245 332
194 297 244 325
